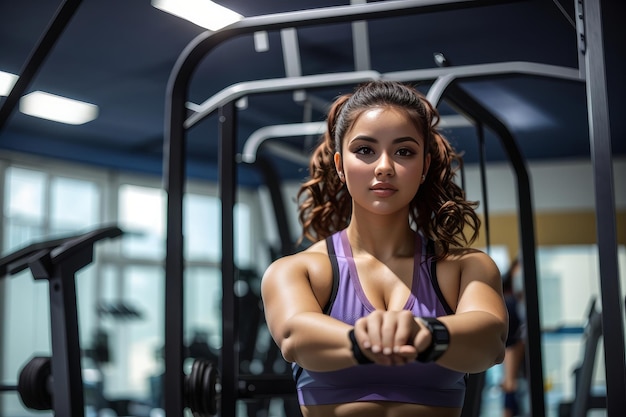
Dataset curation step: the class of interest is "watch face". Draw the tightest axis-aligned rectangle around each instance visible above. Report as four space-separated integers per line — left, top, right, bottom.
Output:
434 327 449 343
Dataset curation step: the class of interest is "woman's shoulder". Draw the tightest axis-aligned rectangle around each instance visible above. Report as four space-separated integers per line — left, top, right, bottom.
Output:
265 239 331 275
445 246 491 260
442 246 501 279
262 239 335 305
435 245 499 272
303 238 329 254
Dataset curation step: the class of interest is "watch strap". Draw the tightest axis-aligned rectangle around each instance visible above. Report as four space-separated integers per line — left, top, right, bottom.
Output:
348 329 374 365
416 317 450 363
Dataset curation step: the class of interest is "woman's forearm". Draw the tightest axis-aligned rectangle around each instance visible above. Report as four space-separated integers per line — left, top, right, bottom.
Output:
437 311 507 373
279 312 356 371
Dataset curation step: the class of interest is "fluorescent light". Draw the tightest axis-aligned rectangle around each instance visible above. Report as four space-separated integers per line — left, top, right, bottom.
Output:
439 114 474 129
0 71 18 96
152 0 243 31
20 91 98 125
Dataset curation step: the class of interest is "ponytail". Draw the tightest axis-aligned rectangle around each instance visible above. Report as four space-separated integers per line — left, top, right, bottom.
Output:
297 95 352 244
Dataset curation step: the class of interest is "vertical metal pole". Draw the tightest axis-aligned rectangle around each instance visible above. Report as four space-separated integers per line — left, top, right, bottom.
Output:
47 263 85 417
0 0 83 131
253 157 294 257
219 102 238 417
441 85 545 417
28 247 92 417
580 1 626 415
476 122 491 252
164 69 187 417
164 207 185 416
515 167 545 417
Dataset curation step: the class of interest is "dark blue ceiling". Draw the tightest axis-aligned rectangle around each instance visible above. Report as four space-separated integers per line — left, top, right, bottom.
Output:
0 0 624 186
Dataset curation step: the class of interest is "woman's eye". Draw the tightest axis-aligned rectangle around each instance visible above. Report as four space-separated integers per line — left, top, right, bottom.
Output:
355 146 373 155
396 148 414 157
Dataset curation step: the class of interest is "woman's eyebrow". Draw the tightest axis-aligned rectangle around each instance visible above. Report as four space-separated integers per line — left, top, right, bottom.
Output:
351 135 421 145
393 136 421 145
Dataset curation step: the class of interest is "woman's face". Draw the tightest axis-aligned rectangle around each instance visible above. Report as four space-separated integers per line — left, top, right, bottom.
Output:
334 106 430 217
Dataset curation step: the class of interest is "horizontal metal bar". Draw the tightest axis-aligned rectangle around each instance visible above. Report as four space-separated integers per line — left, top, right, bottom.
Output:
385 61 583 83
261 142 311 166
240 121 325 163
186 61 582 130
240 115 473 166
185 71 381 129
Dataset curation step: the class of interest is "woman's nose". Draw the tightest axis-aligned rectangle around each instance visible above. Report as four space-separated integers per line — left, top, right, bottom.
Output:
374 153 394 177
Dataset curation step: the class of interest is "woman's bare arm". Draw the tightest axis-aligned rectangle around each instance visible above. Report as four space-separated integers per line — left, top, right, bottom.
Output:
435 250 508 373
261 252 358 371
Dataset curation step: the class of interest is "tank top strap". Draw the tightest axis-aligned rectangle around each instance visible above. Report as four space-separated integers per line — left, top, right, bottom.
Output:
323 234 341 314
404 231 451 316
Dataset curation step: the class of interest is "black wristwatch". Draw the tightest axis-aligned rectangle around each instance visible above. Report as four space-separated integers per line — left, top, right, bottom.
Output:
416 317 449 363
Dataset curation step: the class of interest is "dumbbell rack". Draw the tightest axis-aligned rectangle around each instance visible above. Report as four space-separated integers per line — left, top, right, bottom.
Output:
0 225 123 416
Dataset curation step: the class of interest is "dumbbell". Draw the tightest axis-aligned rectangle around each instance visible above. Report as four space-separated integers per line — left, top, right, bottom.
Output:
0 356 53 410
185 358 221 417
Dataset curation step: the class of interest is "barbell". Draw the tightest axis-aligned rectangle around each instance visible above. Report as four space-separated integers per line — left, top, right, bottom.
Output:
0 356 220 417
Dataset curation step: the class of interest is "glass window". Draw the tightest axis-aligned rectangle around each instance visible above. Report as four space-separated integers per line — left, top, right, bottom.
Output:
185 266 222 350
235 202 252 267
118 184 165 260
5 167 45 220
184 194 252 266
3 167 46 252
51 176 100 233
184 194 220 261
95 264 164 401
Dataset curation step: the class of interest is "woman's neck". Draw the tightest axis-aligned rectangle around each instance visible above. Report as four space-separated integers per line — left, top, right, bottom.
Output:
345 211 414 261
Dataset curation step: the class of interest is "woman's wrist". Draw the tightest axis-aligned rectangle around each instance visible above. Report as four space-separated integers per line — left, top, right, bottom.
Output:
348 328 374 365
415 317 450 362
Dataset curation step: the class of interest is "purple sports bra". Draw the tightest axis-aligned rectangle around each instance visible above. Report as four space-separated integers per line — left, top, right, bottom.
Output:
292 229 467 407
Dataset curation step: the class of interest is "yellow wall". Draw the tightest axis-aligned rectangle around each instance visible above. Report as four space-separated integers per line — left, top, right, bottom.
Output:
473 210 626 260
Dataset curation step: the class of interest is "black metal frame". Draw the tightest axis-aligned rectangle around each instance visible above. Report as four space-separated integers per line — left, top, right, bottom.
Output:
578 2 626 413
1 0 620 416
427 82 544 415
0 0 83 131
164 0 624 416
436 83 544 414
571 299 605 417
165 2 522 416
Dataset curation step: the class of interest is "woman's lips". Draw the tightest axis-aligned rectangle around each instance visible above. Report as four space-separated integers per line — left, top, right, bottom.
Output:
371 183 397 197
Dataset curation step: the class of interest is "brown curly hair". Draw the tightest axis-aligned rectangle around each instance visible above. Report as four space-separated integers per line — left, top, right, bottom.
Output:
297 80 480 258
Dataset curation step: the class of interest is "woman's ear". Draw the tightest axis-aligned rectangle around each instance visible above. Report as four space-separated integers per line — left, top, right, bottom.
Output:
334 152 344 180
422 153 431 182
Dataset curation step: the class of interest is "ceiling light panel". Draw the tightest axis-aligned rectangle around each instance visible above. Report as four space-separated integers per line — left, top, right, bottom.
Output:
152 0 243 31
0 71 18 96
20 91 99 125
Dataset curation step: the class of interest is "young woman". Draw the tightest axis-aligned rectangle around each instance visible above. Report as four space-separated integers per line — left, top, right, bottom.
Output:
261 80 508 417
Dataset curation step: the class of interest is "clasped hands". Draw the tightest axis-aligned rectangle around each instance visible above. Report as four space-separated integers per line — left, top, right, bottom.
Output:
351 310 433 366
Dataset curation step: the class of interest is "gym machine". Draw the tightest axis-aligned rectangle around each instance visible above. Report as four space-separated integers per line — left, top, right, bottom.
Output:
163 0 624 413
0 226 223 417
0 226 123 415
557 297 618 417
